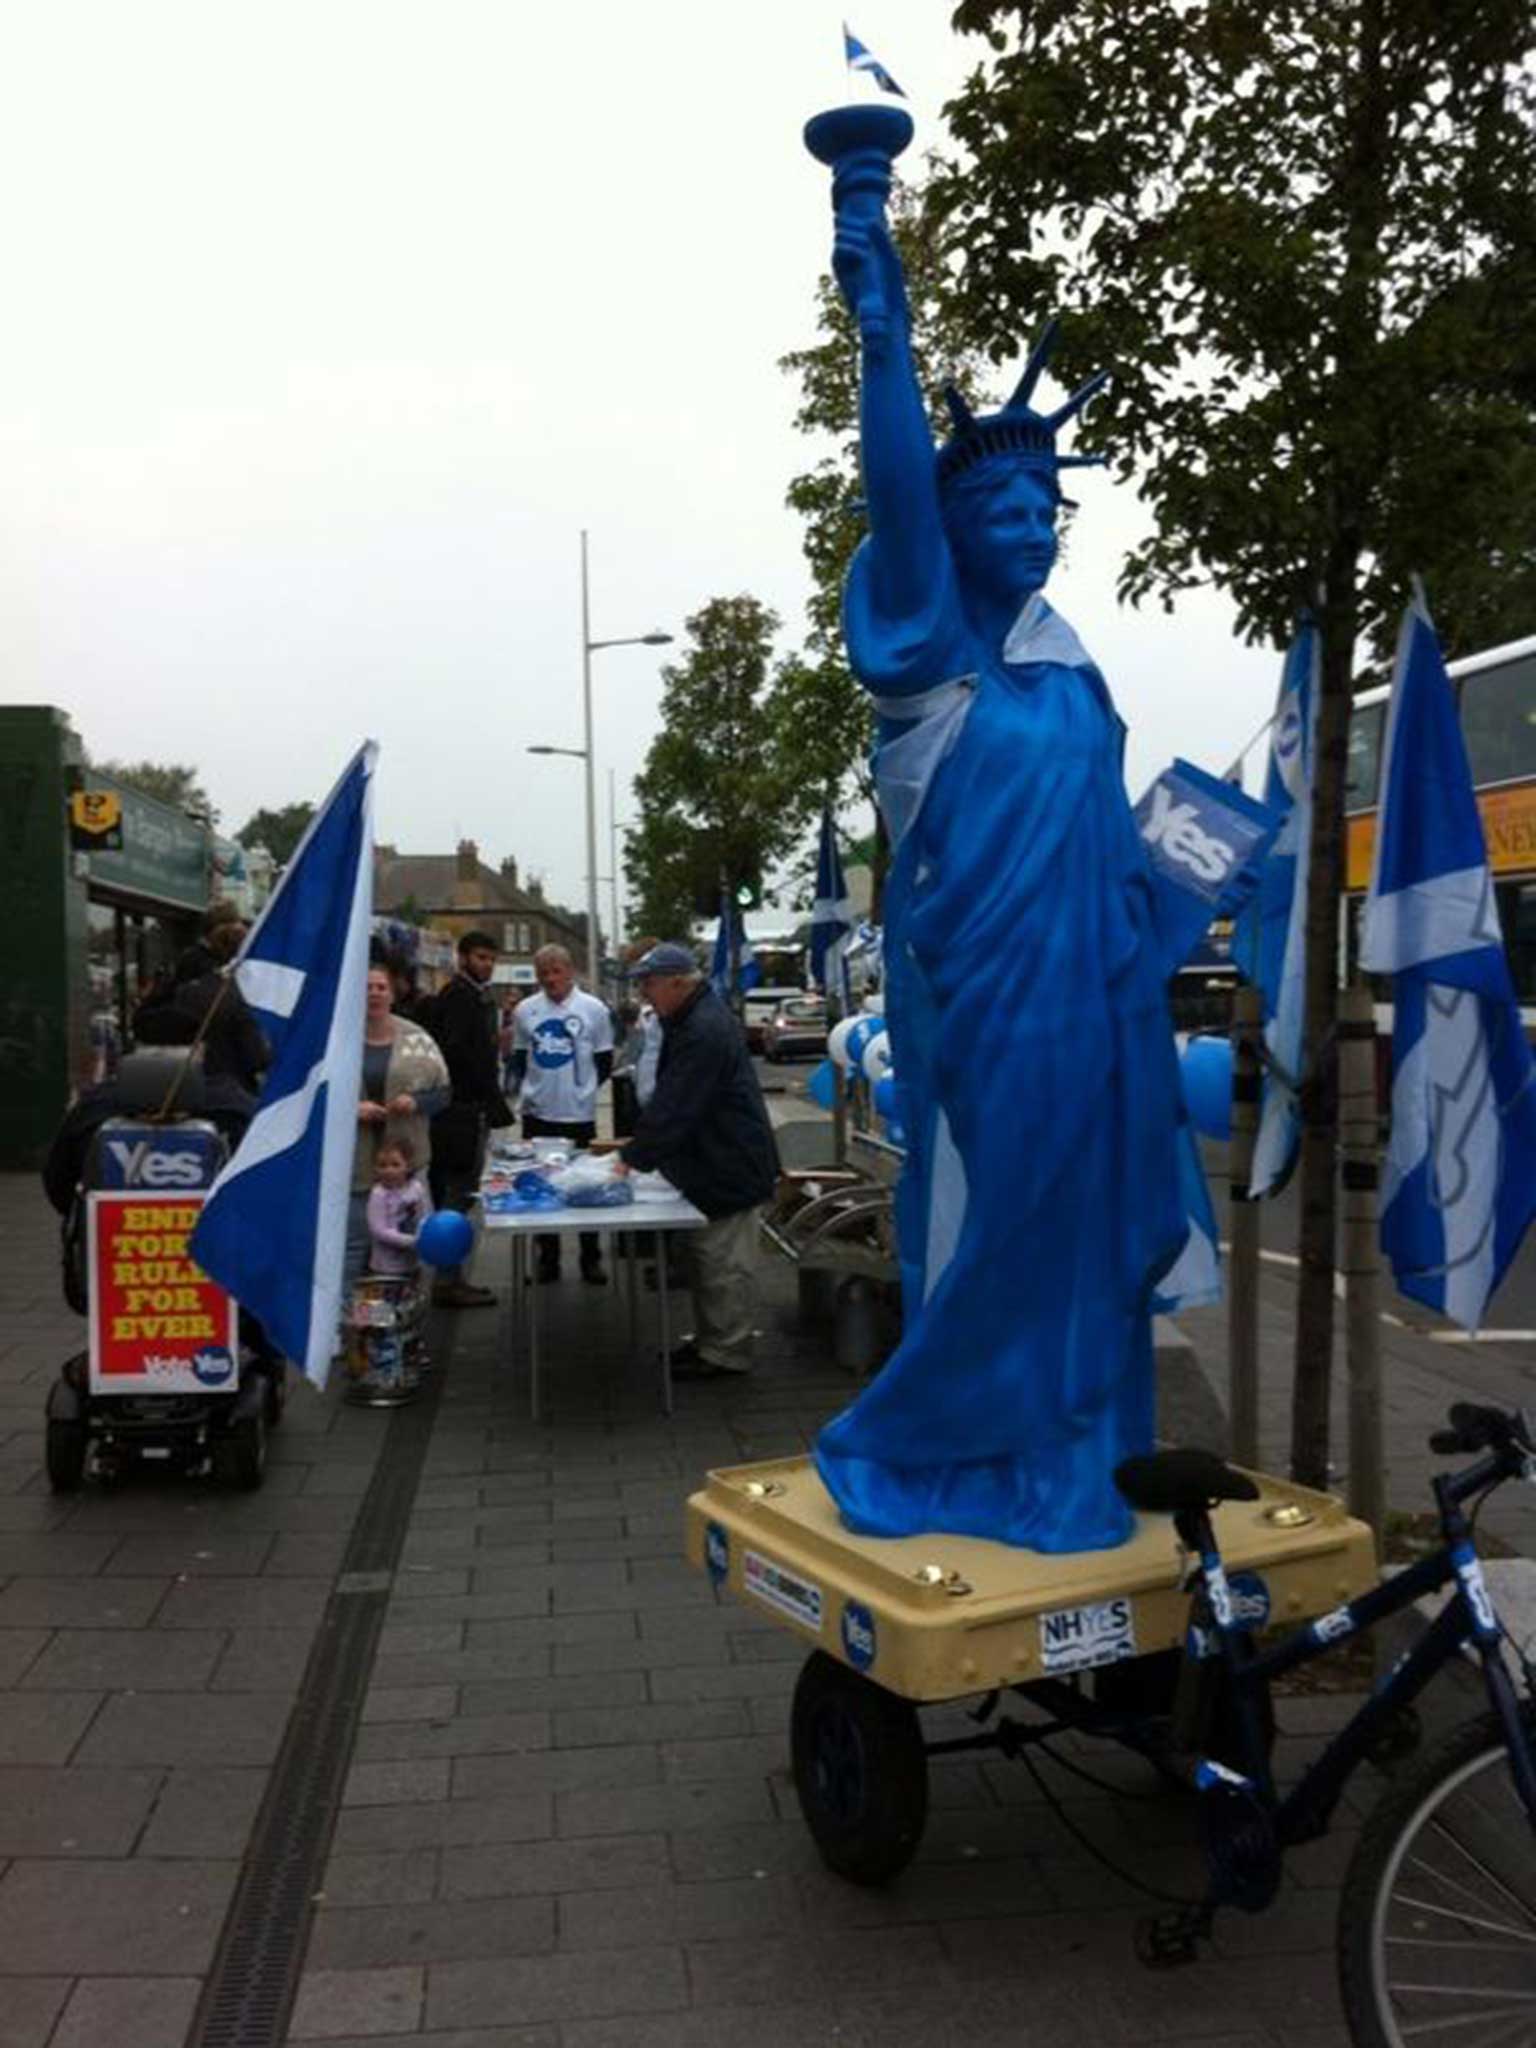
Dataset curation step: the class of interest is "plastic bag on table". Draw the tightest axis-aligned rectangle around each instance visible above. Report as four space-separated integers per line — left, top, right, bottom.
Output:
548 1154 635 1208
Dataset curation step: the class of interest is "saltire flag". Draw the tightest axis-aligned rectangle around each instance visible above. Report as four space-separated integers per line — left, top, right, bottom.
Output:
810 809 853 1009
1360 593 1536 1328
192 743 377 1389
844 23 904 97
710 894 761 997
1241 619 1320 1197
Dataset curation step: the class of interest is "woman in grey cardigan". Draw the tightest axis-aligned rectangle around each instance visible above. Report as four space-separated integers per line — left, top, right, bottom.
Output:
346 966 450 1288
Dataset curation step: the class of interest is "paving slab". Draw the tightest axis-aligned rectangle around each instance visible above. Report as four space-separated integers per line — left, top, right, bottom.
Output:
50 1976 202 2048
0 1762 164 1856
18 1625 225 1691
0 1856 237 1973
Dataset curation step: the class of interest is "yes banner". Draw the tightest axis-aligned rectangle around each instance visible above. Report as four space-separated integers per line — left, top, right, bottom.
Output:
1135 758 1281 975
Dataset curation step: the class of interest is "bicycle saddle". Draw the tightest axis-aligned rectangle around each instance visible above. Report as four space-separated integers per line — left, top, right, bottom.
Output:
1113 1448 1260 1515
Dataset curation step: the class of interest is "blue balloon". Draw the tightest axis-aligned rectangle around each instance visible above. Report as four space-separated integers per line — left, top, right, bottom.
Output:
1180 1034 1233 1141
873 1072 899 1121
417 1209 474 1269
844 1015 887 1070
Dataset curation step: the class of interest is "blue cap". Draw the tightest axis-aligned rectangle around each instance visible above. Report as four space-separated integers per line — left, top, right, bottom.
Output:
627 941 698 978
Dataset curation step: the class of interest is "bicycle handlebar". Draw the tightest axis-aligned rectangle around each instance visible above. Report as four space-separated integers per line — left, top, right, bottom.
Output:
1429 1402 1532 1459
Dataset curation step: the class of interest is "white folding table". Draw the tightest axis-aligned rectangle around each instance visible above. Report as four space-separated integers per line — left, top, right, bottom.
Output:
480 1185 707 1418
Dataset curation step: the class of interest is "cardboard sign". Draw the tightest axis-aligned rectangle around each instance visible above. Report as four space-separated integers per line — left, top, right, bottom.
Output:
87 1193 239 1395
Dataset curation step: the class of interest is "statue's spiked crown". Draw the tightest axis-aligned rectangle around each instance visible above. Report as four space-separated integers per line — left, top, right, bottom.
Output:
937 318 1108 490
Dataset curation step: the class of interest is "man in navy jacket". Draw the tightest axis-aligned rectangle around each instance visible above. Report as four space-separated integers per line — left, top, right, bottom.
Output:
618 943 779 1379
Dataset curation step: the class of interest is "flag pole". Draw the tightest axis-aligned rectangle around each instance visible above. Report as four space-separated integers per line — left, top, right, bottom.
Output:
1339 980 1383 1559
1227 983 1263 1467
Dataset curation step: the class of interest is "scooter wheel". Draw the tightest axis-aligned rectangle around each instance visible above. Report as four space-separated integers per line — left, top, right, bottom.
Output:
263 1367 287 1430
214 1408 267 1491
46 1419 87 1493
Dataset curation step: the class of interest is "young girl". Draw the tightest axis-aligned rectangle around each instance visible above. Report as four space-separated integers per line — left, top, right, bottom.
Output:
366 1139 433 1276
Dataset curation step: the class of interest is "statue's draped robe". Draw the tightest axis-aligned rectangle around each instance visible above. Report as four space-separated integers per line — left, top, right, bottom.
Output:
814 561 1187 1551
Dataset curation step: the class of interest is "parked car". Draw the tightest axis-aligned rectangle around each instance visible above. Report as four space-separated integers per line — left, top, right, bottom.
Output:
742 985 803 1053
762 996 830 1063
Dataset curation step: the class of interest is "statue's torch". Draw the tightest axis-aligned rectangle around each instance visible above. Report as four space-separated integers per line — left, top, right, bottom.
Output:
803 102 914 350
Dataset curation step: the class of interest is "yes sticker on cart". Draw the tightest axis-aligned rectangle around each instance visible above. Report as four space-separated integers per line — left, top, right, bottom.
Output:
1039 1594 1136 1675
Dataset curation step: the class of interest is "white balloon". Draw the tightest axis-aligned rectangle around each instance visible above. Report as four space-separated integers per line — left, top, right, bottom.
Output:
861 1033 894 1084
827 1016 861 1069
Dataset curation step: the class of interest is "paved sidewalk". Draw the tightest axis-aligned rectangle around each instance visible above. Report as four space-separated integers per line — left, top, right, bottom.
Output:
3 1152 1536 2047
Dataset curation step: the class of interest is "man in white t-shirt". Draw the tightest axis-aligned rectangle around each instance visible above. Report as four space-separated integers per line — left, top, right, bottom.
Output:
511 943 615 1284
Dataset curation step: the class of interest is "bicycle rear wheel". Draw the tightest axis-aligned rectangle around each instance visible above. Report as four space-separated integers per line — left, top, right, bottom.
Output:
1339 1702 1536 2048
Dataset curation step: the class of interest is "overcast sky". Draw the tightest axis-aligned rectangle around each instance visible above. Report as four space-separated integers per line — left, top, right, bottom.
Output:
0 0 1282 913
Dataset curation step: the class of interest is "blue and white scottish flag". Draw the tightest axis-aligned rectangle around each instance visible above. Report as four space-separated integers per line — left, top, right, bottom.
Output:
710 895 761 998
811 809 853 1008
1243 620 1320 1197
843 23 904 97
191 743 377 1388
1361 595 1536 1328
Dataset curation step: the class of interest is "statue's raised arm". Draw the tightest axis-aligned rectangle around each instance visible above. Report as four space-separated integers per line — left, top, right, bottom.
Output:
806 105 960 697
830 202 947 638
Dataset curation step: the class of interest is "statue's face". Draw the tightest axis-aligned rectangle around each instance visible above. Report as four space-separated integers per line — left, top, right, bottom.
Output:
943 460 1060 610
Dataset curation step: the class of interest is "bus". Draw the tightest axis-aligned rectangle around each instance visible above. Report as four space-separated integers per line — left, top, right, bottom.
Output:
1345 632 1536 1006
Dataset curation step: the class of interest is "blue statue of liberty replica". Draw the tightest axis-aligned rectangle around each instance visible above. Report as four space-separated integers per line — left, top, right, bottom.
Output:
806 103 1188 1552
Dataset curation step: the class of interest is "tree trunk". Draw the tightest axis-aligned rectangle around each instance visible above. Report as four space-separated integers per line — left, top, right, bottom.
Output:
1289 0 1388 1491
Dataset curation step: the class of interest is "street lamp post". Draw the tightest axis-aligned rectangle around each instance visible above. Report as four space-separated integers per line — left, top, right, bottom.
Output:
527 531 670 990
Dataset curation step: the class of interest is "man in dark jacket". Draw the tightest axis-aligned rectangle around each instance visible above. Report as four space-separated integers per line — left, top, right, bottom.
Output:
426 928 513 1308
617 942 779 1379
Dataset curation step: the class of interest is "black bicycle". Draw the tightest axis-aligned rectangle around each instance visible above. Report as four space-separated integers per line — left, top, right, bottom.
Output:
792 1402 1536 2048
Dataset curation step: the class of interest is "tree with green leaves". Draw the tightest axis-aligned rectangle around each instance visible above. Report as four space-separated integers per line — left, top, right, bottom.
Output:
776 178 996 907
236 802 315 867
626 596 810 942
936 1 1536 1486
94 758 215 822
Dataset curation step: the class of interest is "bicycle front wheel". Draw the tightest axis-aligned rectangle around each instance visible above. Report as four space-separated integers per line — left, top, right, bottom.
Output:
1339 1702 1536 2048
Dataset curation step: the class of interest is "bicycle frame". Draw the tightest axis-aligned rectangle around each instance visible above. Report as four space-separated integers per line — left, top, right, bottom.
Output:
1179 1458 1536 1849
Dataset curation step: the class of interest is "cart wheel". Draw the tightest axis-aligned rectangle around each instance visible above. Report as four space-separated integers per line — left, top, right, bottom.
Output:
214 1408 267 1491
45 1419 87 1494
791 1650 927 1885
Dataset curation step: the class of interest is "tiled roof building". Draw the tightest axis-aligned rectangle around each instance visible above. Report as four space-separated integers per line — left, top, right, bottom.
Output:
373 840 594 980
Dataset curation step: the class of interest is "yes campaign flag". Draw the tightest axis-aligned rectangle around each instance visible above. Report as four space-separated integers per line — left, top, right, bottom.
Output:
1132 759 1279 1315
811 809 853 1009
1243 621 1320 1197
1134 757 1281 975
1361 595 1536 1328
192 743 376 1388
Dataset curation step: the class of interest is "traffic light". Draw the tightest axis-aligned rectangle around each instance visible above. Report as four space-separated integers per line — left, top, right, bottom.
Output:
734 876 759 909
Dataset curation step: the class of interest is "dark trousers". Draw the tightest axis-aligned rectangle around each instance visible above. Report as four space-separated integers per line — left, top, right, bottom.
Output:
523 1114 602 1271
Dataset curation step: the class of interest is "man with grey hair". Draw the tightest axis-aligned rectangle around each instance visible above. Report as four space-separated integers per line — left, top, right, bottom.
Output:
510 943 615 1284
616 942 779 1379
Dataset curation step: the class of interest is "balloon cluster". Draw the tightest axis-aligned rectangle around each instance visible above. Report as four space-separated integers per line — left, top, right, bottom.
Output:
829 1014 904 1145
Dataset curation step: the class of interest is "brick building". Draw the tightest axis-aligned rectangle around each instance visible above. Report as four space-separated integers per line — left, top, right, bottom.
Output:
373 840 594 984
